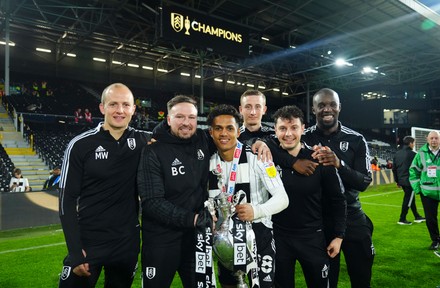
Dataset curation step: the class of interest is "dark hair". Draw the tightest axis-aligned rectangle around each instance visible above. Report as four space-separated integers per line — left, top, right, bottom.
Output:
207 104 243 127
240 89 266 104
13 168 22 175
403 136 415 146
272 105 304 124
167 95 198 113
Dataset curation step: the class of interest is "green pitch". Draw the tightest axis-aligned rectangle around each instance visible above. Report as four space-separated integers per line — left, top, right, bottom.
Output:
1 183 439 287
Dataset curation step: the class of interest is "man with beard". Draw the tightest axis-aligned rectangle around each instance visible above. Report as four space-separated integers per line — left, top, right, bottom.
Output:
137 95 213 287
269 88 374 288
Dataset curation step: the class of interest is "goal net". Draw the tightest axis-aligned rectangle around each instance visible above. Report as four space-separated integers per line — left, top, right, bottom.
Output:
411 127 439 151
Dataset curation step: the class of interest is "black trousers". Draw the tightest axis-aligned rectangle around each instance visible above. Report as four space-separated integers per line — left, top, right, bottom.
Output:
420 194 440 242
399 185 421 221
274 229 329 288
327 214 375 288
58 235 139 288
141 230 195 288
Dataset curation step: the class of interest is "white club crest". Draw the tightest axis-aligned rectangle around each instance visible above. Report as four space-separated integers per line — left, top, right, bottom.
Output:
145 267 156 279
60 266 71 281
340 141 349 152
127 138 136 150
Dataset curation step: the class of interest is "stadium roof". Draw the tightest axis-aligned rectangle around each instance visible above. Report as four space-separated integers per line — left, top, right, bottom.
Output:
2 0 440 98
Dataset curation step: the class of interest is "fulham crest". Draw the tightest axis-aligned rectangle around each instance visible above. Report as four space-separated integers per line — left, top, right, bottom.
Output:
340 141 349 152
127 138 136 150
145 267 156 279
60 266 71 280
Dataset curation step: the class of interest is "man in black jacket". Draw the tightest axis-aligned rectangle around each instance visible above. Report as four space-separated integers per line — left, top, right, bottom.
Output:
392 136 425 225
269 88 374 288
137 95 213 288
58 83 152 288
267 105 346 288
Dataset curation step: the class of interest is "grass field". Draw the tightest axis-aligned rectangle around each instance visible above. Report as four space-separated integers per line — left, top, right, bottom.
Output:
1 183 440 287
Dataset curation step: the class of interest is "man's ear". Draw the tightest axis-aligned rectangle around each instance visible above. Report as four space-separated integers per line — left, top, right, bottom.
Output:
312 107 316 115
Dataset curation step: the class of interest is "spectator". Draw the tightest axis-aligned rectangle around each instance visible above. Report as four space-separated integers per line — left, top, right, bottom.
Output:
84 108 93 124
410 130 440 250
74 108 83 123
43 166 61 191
9 168 31 192
371 157 381 171
385 159 393 169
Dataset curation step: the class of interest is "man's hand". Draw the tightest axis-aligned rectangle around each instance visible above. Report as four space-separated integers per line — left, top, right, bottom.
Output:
311 145 340 168
251 140 272 162
235 203 254 222
293 159 319 176
327 237 343 258
72 250 91 277
73 263 91 277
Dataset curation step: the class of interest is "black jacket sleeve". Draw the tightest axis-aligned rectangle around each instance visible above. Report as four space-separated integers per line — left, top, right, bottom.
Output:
322 166 347 238
137 146 195 228
337 137 372 192
58 142 85 268
265 135 297 168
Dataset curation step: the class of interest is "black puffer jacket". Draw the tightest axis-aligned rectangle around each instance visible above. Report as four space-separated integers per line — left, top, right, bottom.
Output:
392 145 416 187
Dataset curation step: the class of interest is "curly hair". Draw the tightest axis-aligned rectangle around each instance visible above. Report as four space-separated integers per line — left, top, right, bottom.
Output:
272 105 304 124
206 104 243 127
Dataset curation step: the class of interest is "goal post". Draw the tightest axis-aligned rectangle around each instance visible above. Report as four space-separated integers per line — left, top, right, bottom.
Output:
411 127 439 151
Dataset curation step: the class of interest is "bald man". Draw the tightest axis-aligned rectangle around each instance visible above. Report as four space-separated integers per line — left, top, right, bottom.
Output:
410 130 440 250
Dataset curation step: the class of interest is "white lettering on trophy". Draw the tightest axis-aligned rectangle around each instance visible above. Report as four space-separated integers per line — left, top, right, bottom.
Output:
234 243 246 265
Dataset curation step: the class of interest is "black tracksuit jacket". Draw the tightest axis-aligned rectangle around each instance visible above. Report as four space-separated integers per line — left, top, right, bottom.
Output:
59 123 152 268
137 123 210 243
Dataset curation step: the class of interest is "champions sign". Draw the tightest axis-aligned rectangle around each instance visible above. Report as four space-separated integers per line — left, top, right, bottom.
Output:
161 5 249 57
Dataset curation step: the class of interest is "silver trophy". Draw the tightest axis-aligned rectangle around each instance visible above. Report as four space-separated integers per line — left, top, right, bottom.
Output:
210 192 249 288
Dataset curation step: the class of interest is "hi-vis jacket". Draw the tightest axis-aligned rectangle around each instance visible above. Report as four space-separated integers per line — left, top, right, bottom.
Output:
409 143 440 200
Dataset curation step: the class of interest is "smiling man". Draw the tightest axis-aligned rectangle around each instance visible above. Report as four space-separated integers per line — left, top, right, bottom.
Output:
137 95 212 288
58 83 152 288
207 104 288 288
265 105 346 288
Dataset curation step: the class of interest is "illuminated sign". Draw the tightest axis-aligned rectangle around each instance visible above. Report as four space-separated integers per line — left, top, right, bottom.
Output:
161 5 249 57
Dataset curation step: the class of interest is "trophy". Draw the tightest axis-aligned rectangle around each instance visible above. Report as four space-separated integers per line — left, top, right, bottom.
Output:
209 191 250 288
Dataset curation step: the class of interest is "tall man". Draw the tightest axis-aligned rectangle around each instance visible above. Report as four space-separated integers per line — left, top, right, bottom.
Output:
267 105 346 288
270 88 374 288
393 136 425 225
137 95 213 287
58 83 152 287
207 104 288 288
410 130 440 250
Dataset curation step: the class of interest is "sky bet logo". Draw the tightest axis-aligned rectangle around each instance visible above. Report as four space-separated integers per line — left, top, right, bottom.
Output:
170 12 243 43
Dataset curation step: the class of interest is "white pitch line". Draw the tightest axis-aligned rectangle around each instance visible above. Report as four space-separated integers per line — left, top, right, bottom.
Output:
0 242 65 255
360 202 401 208
360 190 401 198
